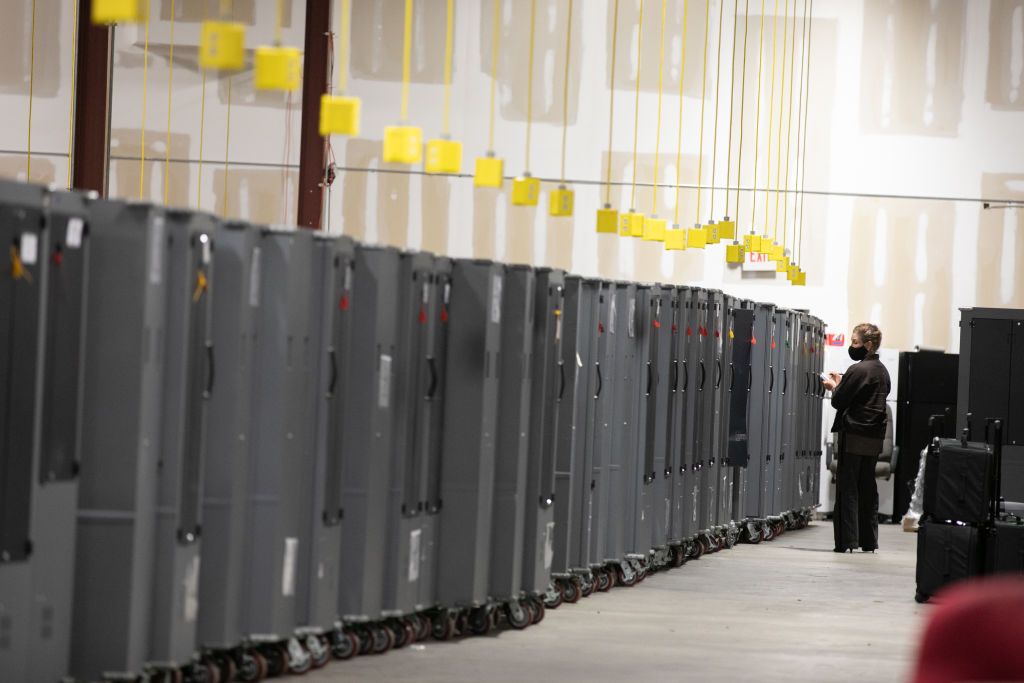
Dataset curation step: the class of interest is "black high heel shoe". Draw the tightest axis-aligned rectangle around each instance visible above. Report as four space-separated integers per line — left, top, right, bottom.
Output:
833 547 854 553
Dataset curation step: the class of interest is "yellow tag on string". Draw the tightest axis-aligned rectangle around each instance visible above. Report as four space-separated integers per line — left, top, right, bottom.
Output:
193 269 208 302
9 246 32 283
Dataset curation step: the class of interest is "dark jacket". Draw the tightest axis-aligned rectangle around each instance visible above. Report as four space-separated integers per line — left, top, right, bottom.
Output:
830 354 891 447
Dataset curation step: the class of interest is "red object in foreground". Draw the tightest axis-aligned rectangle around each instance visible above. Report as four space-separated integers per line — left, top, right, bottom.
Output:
912 577 1024 683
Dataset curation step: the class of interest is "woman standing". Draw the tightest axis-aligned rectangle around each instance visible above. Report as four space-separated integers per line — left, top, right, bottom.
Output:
823 323 891 553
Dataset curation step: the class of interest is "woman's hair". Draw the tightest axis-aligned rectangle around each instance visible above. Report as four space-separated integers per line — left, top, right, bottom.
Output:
853 323 882 352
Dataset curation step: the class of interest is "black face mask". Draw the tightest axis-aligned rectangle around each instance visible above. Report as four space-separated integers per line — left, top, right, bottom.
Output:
848 345 868 361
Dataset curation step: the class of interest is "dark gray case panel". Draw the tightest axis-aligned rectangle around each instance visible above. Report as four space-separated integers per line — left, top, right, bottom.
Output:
300 235 355 630
436 260 503 607
384 251 445 617
339 246 401 621
728 304 754 522
242 228 314 638
417 258 451 611
149 209 215 663
957 308 1024 502
668 287 697 543
603 283 639 564
745 303 773 519
552 276 594 575
632 285 657 554
521 268 563 595
197 220 260 650
696 290 718 531
685 288 708 531
647 286 672 552
489 266 535 599
586 282 616 569
0 183 90 683
72 200 202 678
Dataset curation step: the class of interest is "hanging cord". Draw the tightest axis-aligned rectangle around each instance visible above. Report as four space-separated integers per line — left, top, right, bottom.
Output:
733 0 750 222
486 0 501 152
400 0 414 122
139 0 152 199
797 0 814 265
761 0 780 238
778 0 799 252
708 0 726 221
276 0 285 45
338 0 351 93
788 0 809 255
525 0 538 171
559 0 574 182
723 0 740 219
67 0 79 187
693 0 711 225
628 0 644 210
747 0 767 232
650 0 667 213
26 0 37 180
604 0 620 206
770 0 790 243
442 0 454 136
672 0 690 226
164 0 176 204
222 75 232 216
197 70 207 210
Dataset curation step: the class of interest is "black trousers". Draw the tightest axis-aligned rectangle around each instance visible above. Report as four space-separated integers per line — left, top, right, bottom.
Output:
833 446 879 551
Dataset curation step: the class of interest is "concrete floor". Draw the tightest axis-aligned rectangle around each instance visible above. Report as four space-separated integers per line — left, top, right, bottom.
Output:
308 522 928 682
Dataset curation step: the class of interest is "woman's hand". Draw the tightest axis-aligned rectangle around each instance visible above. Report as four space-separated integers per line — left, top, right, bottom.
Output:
822 377 838 391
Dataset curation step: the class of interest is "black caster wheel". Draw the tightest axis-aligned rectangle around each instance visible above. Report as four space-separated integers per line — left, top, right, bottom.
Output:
413 614 431 642
468 606 492 636
389 620 410 649
331 629 358 660
580 576 595 598
236 651 265 682
304 634 330 669
370 624 394 654
204 654 234 683
432 613 456 641
671 546 686 567
506 601 531 630
615 565 634 587
543 585 563 609
259 645 288 678
693 538 706 559
561 578 581 603
355 627 373 655
530 597 546 624
597 568 612 591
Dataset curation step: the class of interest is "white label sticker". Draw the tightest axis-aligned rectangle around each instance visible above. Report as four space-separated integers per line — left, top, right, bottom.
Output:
148 216 165 285
628 299 636 338
66 218 84 248
543 522 555 570
183 555 200 623
408 529 422 583
19 233 38 265
378 354 392 408
609 295 617 335
249 247 262 308
201 236 211 265
282 537 299 597
491 274 503 324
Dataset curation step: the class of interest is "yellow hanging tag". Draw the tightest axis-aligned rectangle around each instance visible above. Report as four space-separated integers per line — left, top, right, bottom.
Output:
383 126 424 164
775 258 788 273
319 95 361 137
425 139 463 174
687 225 707 249
549 186 574 217
9 245 32 283
664 227 688 251
92 0 146 24
596 206 619 234
643 217 666 242
725 242 745 264
620 211 645 237
705 221 721 245
254 46 302 91
718 218 736 240
193 269 208 302
769 243 785 261
728 327 735 339
511 176 541 206
793 269 807 286
743 232 762 253
199 21 246 71
474 156 504 188
787 263 799 281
